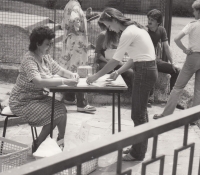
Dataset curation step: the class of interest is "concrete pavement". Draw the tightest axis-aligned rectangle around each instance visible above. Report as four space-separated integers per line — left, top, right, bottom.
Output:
0 82 200 175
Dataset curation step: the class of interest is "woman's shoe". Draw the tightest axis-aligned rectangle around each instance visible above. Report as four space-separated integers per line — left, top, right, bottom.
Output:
122 153 143 161
153 114 164 119
57 138 64 151
123 147 132 154
77 105 96 112
63 99 77 105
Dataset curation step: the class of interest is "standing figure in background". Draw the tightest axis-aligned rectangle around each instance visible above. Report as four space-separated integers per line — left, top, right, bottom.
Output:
59 0 96 112
154 0 200 119
147 9 184 110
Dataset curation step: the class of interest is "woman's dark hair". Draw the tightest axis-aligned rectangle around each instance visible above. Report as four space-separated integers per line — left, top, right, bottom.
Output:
29 26 55 52
97 21 119 49
98 8 145 30
103 30 120 49
147 9 163 25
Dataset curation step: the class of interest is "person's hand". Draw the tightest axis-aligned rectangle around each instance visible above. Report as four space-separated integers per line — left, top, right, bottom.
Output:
86 74 98 85
63 78 79 87
1 98 9 109
109 71 119 80
70 73 79 80
183 48 193 55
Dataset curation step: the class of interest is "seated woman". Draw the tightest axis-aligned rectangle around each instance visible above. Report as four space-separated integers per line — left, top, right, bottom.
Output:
9 26 79 152
95 22 134 93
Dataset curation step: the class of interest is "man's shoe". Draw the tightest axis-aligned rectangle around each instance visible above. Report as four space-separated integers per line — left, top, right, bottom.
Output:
176 104 184 110
63 99 77 105
77 105 96 112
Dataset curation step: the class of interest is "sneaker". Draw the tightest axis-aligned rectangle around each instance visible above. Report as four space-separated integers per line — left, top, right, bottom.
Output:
176 104 184 110
63 99 77 105
77 105 96 112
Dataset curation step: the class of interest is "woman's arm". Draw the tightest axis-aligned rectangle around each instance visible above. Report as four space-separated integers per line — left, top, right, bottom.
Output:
87 59 119 84
174 31 192 55
57 67 79 79
116 59 133 74
32 76 78 88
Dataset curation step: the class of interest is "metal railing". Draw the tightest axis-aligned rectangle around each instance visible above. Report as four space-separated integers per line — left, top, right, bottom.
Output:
1 105 200 175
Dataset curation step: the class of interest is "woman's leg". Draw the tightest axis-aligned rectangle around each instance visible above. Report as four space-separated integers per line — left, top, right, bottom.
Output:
36 116 65 147
36 103 67 148
129 61 158 160
193 69 200 107
162 56 196 116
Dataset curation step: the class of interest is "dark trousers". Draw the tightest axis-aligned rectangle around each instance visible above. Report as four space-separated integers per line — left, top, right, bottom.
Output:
130 60 158 160
98 61 134 93
157 60 180 92
63 92 88 108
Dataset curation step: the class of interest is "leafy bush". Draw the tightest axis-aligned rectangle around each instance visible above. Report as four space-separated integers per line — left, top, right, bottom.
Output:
172 3 193 17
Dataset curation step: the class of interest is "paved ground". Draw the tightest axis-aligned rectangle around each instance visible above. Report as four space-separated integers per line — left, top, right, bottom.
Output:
1 82 200 175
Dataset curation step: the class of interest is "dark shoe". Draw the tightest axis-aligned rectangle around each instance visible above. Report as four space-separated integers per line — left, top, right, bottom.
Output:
190 122 196 125
122 153 143 161
176 104 184 110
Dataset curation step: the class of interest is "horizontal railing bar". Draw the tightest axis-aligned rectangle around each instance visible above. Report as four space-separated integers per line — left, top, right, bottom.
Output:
1 106 200 175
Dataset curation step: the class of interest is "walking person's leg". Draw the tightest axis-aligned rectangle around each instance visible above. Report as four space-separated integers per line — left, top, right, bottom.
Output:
192 69 200 107
154 55 197 118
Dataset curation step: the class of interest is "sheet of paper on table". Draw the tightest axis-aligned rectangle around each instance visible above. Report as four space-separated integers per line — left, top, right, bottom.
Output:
77 74 126 87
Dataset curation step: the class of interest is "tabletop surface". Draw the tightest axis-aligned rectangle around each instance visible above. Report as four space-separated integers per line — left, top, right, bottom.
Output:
49 74 128 91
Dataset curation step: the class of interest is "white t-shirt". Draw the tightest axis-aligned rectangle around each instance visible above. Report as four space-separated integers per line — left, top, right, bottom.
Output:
182 19 200 52
113 25 155 62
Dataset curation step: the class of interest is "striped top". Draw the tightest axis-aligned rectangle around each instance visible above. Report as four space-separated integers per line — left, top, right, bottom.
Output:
182 19 200 52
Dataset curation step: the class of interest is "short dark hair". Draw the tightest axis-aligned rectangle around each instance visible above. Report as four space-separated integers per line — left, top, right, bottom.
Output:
29 26 55 52
147 9 163 25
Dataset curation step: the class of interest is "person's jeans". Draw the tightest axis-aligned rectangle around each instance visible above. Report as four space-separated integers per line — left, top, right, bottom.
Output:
130 60 158 160
63 92 88 108
98 61 134 93
157 60 180 92
163 52 200 116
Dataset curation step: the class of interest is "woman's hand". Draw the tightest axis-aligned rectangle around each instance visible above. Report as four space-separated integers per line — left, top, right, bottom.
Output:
63 78 79 87
70 73 79 80
86 74 98 84
109 71 119 80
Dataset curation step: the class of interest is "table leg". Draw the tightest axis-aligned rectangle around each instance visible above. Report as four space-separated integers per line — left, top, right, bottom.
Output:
50 92 55 138
118 93 121 132
112 93 115 134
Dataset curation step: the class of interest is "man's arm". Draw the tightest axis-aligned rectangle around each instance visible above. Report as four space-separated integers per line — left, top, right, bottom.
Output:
163 41 174 64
